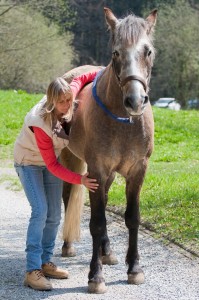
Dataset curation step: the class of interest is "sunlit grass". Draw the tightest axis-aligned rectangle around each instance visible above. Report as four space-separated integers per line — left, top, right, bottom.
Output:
0 90 42 147
0 174 22 191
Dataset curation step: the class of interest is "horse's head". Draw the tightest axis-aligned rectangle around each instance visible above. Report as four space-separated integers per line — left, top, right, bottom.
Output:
104 8 157 116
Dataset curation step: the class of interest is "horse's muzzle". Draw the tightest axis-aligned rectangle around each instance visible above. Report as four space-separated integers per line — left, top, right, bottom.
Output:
124 94 149 116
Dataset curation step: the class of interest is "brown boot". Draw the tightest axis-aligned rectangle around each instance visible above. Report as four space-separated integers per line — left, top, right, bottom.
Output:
42 262 69 279
24 270 52 291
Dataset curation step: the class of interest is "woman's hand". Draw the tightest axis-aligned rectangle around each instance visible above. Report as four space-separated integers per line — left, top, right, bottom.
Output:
81 172 99 192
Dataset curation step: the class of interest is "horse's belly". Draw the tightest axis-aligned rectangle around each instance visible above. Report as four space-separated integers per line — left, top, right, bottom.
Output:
68 135 86 161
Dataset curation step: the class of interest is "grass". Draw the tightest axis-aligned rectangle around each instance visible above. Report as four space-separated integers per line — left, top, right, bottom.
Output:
0 90 42 165
0 90 199 255
0 174 22 191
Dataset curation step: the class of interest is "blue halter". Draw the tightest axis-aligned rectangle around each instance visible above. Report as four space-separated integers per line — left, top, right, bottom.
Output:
92 70 133 124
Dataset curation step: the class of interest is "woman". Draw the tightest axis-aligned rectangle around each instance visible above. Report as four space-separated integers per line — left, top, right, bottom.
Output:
14 71 99 291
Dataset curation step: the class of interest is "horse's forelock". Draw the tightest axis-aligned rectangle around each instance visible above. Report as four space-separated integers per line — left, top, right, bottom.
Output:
113 15 150 47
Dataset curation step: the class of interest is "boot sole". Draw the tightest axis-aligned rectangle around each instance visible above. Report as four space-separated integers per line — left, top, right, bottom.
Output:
42 272 69 279
24 280 52 291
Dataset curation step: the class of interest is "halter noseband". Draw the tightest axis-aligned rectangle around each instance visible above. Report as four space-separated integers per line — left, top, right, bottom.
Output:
120 75 147 92
112 58 148 92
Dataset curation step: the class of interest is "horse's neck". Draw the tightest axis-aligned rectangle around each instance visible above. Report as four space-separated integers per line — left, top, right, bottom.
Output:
98 65 123 111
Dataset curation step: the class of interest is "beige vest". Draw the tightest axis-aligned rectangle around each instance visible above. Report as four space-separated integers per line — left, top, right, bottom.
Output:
14 96 69 166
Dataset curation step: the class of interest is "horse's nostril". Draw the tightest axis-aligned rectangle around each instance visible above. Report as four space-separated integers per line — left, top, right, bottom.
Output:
144 96 149 104
124 97 132 108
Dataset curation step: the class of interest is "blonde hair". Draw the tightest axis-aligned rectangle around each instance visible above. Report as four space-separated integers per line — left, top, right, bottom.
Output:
41 77 74 122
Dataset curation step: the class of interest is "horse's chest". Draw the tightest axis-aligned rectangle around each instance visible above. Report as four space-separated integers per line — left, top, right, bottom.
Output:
94 127 151 166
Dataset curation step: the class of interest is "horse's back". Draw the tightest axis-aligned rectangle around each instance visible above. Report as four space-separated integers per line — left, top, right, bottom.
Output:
62 65 104 83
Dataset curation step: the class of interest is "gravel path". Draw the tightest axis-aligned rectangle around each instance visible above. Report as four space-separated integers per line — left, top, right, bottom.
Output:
0 169 199 300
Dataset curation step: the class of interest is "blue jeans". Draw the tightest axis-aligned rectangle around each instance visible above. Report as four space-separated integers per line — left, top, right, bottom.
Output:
14 164 63 272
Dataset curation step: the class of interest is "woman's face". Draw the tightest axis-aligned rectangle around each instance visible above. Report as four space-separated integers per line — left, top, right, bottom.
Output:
54 92 72 117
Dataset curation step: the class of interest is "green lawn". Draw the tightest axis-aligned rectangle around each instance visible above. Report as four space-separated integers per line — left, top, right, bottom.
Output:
0 90 199 255
0 90 42 163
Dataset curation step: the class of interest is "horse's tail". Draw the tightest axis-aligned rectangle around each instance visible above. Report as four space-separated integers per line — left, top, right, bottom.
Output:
60 148 87 243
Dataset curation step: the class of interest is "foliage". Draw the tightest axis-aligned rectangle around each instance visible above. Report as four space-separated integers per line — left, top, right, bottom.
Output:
19 0 76 32
67 0 178 65
0 1 74 92
149 0 199 106
188 0 199 10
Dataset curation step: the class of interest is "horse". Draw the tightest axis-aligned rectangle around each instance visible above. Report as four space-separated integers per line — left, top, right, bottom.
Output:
60 7 157 294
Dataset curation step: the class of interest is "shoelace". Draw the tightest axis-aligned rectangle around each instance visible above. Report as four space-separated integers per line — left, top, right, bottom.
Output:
46 262 56 269
34 270 44 279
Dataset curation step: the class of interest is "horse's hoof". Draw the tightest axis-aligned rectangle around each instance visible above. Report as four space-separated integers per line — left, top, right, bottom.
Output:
88 282 107 294
128 272 145 285
101 253 118 265
61 244 76 257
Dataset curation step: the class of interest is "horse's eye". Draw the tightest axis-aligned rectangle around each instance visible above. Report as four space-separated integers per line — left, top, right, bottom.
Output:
112 50 119 58
144 45 152 57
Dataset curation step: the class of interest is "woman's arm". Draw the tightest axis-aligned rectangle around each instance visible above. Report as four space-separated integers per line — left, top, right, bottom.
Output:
33 127 99 191
70 71 98 99
33 126 82 184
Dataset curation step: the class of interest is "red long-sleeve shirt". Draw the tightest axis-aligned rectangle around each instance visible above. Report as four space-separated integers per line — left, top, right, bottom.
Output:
33 71 97 184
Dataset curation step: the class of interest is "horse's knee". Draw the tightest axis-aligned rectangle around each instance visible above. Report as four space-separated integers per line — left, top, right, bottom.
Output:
125 208 140 229
125 216 140 230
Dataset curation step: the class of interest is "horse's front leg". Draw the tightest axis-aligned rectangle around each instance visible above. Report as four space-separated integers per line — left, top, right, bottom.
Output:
88 182 108 294
101 172 118 265
125 160 148 285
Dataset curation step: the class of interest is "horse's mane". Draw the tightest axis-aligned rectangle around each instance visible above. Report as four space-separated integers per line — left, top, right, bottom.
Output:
113 15 152 47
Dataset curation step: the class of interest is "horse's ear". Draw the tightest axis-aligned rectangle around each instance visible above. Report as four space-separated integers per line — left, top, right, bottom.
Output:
104 7 118 30
145 9 158 34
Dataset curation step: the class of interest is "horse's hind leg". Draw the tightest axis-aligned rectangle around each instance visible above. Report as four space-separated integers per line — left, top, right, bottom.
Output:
125 160 148 285
101 173 118 265
62 182 76 257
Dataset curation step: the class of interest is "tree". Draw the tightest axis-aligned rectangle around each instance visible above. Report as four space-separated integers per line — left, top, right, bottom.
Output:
149 0 199 106
188 0 199 10
0 1 74 92
67 0 182 66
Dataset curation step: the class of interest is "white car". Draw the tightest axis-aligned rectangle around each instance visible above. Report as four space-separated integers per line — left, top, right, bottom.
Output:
154 98 181 111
